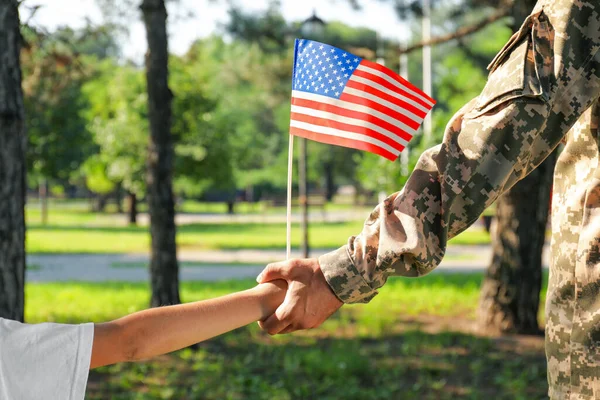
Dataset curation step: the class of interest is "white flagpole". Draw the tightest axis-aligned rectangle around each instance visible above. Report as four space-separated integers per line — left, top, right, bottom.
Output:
286 134 294 260
422 0 432 142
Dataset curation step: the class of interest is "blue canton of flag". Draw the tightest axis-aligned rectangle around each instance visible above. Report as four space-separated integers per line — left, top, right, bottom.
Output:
292 39 362 99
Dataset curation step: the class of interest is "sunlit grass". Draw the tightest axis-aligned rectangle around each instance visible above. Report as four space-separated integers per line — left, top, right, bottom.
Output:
27 221 491 254
26 274 548 399
26 273 546 326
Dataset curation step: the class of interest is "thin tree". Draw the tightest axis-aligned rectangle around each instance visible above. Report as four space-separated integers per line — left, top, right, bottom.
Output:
141 0 180 307
0 0 26 321
477 0 554 334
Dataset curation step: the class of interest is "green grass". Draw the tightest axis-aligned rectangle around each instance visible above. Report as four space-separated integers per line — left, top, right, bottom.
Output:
25 199 492 254
27 222 491 254
26 274 497 324
111 261 261 268
26 199 374 221
26 274 548 399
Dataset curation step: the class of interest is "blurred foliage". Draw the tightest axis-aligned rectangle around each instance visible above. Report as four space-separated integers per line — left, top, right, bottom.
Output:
22 0 513 204
81 61 148 196
20 25 116 184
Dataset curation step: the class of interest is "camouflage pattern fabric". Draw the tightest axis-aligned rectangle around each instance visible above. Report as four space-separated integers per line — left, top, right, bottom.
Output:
317 1 600 398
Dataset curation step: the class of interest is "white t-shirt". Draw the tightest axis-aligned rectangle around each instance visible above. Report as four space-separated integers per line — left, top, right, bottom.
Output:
0 318 94 400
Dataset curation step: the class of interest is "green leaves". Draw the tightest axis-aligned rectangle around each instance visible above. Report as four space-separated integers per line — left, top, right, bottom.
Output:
82 60 148 196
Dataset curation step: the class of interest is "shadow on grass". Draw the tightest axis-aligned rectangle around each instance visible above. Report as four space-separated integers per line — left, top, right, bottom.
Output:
87 325 547 400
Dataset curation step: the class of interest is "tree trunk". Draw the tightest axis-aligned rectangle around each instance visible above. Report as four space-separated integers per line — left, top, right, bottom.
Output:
477 0 548 335
324 160 335 202
127 192 138 225
115 183 124 213
39 178 48 225
478 152 556 334
299 137 310 258
92 194 108 213
141 0 180 307
0 1 26 321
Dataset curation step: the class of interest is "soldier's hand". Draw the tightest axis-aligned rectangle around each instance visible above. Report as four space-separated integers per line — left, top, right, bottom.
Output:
256 258 343 335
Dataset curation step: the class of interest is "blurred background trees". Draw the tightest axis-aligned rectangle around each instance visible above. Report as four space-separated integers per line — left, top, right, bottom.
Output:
7 0 552 334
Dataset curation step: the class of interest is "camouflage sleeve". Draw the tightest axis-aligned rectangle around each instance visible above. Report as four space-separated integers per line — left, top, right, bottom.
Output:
318 3 600 304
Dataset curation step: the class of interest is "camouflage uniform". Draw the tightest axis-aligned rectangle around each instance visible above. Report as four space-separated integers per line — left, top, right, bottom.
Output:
317 0 600 398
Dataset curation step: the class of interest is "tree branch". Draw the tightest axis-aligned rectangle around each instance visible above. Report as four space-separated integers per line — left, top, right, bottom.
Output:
398 6 511 55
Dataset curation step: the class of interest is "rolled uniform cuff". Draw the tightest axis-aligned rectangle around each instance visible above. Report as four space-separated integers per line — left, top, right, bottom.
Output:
318 246 378 304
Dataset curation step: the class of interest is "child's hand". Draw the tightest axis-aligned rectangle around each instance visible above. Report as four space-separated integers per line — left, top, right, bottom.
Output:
255 280 287 320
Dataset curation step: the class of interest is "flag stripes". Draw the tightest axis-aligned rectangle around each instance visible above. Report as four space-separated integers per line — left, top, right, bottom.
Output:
290 40 435 161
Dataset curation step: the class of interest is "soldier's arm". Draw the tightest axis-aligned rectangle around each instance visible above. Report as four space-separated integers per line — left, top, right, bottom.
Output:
319 7 600 304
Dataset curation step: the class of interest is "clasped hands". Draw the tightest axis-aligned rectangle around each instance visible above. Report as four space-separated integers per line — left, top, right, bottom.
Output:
255 258 343 335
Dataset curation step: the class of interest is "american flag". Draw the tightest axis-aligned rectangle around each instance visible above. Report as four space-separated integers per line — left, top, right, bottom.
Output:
290 39 435 161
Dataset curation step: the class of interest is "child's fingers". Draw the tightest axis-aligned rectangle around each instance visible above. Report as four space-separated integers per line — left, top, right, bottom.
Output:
258 307 290 335
256 261 292 283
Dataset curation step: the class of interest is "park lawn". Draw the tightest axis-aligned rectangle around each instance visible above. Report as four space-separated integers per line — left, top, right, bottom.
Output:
26 200 375 223
27 222 491 254
26 273 548 399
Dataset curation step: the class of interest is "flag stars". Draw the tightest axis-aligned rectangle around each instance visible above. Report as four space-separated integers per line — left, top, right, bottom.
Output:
294 41 360 99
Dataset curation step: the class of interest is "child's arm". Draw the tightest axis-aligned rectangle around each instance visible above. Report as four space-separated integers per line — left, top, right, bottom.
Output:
90 280 286 369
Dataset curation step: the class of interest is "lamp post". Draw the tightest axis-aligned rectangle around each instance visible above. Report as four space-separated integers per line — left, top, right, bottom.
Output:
299 10 326 258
